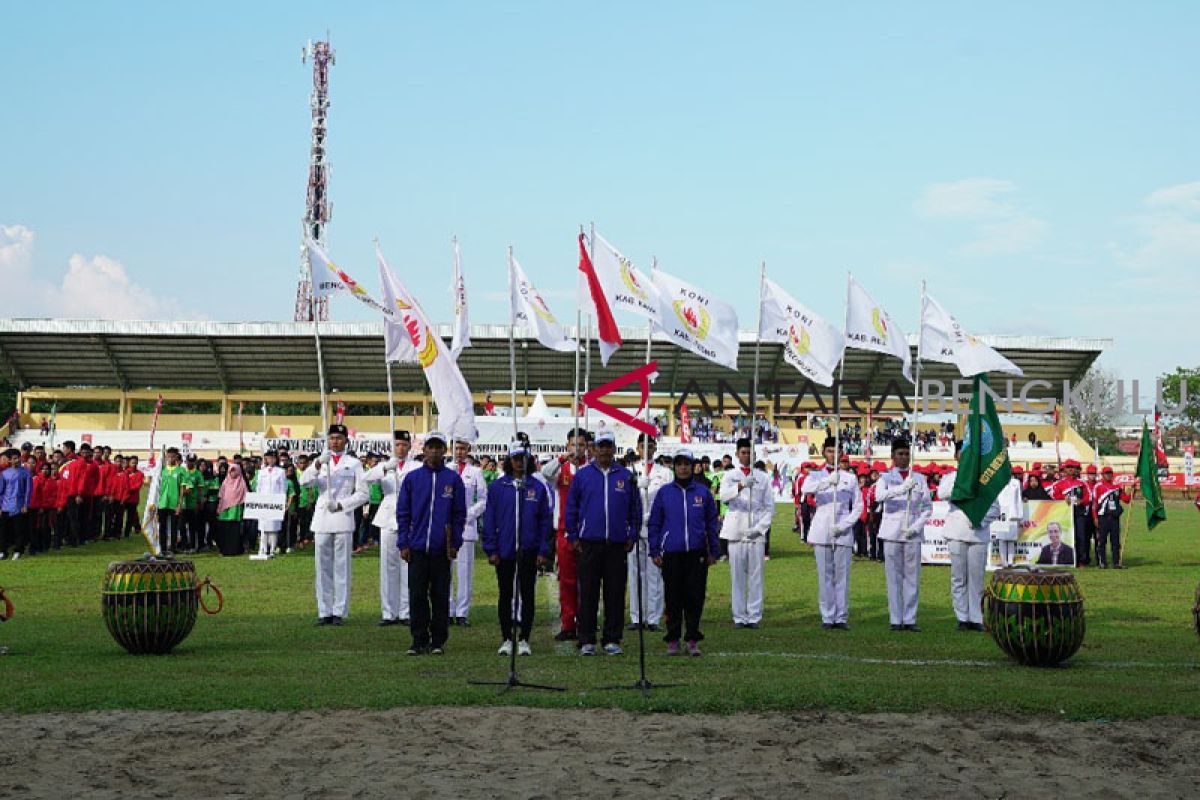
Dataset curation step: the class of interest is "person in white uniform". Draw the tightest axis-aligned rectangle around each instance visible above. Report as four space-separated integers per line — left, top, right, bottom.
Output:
365 430 420 626
253 450 289 558
299 423 369 626
450 437 488 626
719 437 774 629
628 433 671 631
873 437 932 631
993 466 1025 568
938 440 1002 632
800 437 863 630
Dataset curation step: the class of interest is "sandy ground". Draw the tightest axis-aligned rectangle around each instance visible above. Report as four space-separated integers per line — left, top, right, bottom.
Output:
1 707 1197 799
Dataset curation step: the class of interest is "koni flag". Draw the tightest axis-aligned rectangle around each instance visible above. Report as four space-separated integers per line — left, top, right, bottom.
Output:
307 236 368 300
920 293 1023 377
509 254 575 352
651 269 740 370
450 237 471 361
759 277 842 387
377 244 478 442
844 275 913 382
589 232 661 324
578 233 622 366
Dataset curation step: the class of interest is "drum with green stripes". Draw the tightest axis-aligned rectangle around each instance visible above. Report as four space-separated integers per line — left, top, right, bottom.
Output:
983 567 1085 667
102 559 199 654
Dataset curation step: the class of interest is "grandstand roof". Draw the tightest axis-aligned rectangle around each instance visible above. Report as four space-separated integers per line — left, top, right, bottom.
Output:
0 318 1108 400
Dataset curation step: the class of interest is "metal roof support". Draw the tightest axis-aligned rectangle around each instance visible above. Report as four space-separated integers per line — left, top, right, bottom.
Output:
94 335 130 391
206 338 231 392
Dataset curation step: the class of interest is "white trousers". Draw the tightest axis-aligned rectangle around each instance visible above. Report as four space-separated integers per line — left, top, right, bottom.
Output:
627 540 664 625
813 544 851 624
314 531 352 619
451 540 476 618
883 540 921 625
728 539 765 625
257 531 278 556
949 539 987 624
379 529 410 621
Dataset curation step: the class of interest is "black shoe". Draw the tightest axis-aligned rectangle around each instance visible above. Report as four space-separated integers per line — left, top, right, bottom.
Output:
1114 564 1125 569
646 623 661 632
821 623 833 630
330 616 344 626
553 629 577 641
377 618 400 627
970 622 986 632
448 617 458 626
833 622 850 631
315 617 332 626
890 624 903 632
398 618 411 625
733 622 747 629
458 617 470 627
905 624 922 633
956 621 970 631
745 622 760 629
626 622 640 631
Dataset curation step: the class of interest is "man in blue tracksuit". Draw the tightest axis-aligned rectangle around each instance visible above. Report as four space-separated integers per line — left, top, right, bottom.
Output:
0 449 32 560
397 431 466 655
648 448 721 657
565 429 642 656
481 440 552 656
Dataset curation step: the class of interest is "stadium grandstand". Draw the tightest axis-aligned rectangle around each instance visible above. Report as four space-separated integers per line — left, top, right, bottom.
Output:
0 318 1111 467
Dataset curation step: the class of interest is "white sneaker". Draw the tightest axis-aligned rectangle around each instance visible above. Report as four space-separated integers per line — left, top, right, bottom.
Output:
10 553 19 561
603 643 624 656
0 553 6 560
517 640 531 656
580 644 597 656
497 639 513 656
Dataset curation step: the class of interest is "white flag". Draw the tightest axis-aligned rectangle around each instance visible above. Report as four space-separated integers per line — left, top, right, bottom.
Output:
590 232 661 324
759 277 842 387
306 237 361 299
844 275 913 382
651 269 740 370
450 237 471 360
377 245 478 442
920 293 1023 377
510 255 575 352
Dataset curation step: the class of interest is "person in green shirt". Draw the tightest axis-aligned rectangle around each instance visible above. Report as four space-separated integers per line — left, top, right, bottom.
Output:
179 455 205 553
294 454 318 547
156 448 184 553
480 455 499 486
200 459 220 552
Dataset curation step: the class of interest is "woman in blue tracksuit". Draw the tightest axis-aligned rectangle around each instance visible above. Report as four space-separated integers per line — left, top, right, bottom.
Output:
481 441 552 656
564 430 642 656
396 431 466 656
648 448 720 657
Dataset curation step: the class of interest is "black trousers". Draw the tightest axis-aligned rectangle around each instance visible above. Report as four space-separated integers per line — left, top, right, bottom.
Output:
853 520 868 557
1073 510 1091 565
34 509 54 552
66 499 85 546
409 550 452 649
83 497 99 540
1097 515 1122 566
496 550 539 641
299 506 314 541
660 551 710 643
122 502 140 538
181 508 201 551
576 540 628 646
157 508 179 553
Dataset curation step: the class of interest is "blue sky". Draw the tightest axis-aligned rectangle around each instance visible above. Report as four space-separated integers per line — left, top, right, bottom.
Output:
2 1 1197 381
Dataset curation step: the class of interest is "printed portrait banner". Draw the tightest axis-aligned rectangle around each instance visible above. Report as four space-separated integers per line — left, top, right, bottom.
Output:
920 500 1075 568
243 492 287 523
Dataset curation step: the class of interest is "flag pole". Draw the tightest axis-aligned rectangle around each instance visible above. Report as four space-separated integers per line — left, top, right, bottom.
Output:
833 273 852 485
306 228 329 435
508 246 519 440
905 280 926 528
748 262 766 515
584 221 596 433
573 227 585 444
385 359 396 433
643 257 657 432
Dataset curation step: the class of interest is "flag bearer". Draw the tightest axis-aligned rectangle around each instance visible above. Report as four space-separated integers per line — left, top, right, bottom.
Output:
253 450 288 558
648 448 720 656
365 431 419 626
939 440 1002 632
800 437 863 630
874 437 932 631
1093 466 1131 569
719 437 774 629
300 424 369 626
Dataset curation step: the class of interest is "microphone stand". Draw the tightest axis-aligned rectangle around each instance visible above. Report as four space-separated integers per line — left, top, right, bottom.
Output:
470 470 563 694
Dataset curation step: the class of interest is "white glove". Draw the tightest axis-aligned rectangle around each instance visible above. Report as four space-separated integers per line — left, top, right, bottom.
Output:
637 474 650 490
904 526 921 540
326 498 340 513
381 456 399 473
314 451 333 467
901 476 917 493
746 527 765 541
816 477 833 492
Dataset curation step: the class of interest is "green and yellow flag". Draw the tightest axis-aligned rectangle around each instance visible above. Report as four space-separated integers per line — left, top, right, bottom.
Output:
950 374 1012 527
1137 419 1167 530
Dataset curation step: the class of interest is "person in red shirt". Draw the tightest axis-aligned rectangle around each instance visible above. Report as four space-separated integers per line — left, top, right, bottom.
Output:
1092 466 1131 569
1048 459 1093 566
61 442 99 546
854 467 871 558
540 428 589 642
30 461 55 553
94 447 117 540
122 456 145 539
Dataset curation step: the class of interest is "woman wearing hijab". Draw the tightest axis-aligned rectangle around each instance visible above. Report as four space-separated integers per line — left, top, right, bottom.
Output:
1022 473 1051 501
215 463 247 556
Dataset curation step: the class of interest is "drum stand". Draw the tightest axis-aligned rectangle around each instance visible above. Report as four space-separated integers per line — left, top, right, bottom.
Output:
469 477 563 694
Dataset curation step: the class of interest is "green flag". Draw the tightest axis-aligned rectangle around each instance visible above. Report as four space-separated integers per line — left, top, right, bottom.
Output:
1137 419 1167 530
950 374 1011 527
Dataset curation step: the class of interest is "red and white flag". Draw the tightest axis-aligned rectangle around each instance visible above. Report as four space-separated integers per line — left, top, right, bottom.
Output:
679 403 693 444
590 232 660 324
578 233 622 366
1154 410 1169 467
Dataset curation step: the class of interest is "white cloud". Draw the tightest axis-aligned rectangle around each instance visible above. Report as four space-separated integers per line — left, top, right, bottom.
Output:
915 178 1048 257
0 223 189 320
1117 181 1200 272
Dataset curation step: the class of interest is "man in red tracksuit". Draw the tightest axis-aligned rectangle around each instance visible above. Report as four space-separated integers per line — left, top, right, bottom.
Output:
1048 458 1093 566
1092 466 1131 569
63 443 100 545
123 457 145 539
541 428 589 642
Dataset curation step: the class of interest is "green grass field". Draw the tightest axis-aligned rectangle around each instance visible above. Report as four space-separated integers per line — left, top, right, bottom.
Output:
2 501 1198 719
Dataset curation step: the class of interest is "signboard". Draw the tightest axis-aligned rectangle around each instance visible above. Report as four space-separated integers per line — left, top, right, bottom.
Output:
81 433 92 444
243 492 286 523
278 427 291 437
920 500 1075 568
1184 446 1195 487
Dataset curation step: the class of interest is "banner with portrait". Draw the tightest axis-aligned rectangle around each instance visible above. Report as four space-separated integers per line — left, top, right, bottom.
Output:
920 499 1074 568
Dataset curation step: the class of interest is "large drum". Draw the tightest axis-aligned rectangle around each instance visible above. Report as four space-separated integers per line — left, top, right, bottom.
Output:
102 559 222 654
983 567 1085 667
